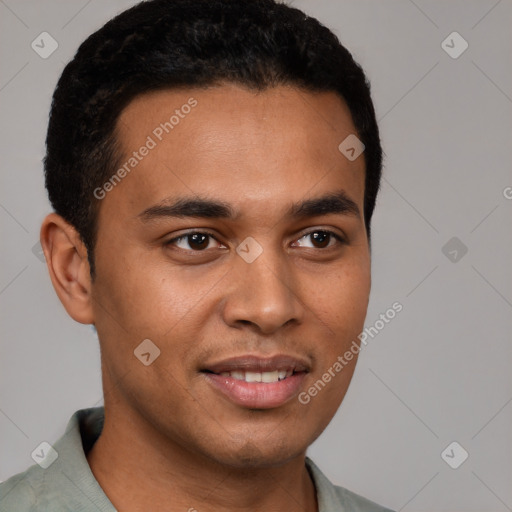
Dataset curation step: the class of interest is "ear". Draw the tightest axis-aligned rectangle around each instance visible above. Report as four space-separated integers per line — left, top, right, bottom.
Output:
40 213 94 324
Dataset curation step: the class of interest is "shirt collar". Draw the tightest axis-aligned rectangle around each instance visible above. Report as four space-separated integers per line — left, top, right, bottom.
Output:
50 406 340 511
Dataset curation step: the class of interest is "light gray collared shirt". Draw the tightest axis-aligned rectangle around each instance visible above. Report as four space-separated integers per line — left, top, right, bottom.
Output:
0 407 394 511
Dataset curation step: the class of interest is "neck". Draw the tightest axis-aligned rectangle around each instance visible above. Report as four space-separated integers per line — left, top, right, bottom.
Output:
86 405 318 512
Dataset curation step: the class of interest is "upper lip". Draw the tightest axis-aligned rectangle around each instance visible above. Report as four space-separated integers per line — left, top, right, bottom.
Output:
202 354 310 374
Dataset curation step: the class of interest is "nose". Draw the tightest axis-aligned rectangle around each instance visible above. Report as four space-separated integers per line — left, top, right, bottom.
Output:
221 248 304 335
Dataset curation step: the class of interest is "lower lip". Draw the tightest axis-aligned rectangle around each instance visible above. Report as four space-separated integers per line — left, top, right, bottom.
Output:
203 372 307 409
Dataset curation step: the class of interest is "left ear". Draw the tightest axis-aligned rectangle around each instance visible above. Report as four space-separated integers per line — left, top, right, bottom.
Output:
40 213 95 324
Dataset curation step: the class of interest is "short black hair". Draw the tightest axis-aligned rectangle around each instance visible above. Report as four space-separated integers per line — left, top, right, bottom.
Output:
45 0 383 275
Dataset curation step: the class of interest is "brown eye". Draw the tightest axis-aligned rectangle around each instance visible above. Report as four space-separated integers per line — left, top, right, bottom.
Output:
166 232 221 251
187 233 210 250
294 230 344 249
310 231 331 248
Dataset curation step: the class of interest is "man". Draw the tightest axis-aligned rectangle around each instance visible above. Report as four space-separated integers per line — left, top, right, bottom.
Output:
0 0 394 510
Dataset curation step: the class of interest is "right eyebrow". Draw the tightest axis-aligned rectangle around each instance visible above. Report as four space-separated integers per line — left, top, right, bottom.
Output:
138 197 237 222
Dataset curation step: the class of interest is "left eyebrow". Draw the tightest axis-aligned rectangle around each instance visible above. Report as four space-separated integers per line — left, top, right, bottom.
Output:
289 191 361 220
137 190 361 222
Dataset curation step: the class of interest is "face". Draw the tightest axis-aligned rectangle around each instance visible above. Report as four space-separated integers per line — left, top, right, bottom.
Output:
90 83 370 468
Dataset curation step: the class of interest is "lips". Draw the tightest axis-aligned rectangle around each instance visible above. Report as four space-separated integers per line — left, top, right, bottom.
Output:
202 354 309 374
201 354 310 409
217 369 293 383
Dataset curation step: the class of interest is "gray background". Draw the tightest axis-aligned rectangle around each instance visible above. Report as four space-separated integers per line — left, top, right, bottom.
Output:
1 1 511 510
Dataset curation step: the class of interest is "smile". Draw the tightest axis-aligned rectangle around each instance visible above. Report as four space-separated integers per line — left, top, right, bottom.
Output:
217 369 293 383
201 354 310 409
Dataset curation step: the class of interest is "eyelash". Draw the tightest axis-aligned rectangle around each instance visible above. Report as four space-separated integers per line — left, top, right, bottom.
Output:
165 229 346 252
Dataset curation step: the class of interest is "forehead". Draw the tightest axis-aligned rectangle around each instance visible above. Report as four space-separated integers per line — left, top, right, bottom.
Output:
102 84 365 222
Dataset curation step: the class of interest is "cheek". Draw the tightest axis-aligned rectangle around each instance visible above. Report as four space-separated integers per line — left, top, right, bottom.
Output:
308 259 371 332
92 245 227 349
300 271 369 415
298 355 359 443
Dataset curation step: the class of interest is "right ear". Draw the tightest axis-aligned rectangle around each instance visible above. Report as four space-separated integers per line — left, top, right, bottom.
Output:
40 213 95 324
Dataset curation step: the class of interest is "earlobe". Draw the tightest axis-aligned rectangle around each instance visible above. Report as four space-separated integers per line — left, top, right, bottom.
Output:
40 213 95 325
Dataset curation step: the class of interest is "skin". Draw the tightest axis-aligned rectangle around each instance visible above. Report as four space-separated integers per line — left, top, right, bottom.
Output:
41 83 371 512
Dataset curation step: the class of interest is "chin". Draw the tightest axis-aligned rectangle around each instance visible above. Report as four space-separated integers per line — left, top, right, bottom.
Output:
206 434 308 470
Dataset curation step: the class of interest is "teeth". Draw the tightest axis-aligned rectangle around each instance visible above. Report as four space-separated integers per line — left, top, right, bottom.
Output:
218 370 294 383
261 370 279 383
245 371 261 383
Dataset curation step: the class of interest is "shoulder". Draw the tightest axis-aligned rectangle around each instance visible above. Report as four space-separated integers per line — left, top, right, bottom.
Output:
1 458 78 512
1 471 35 511
1 467 73 512
306 457 395 512
330 484 395 512
0 407 107 512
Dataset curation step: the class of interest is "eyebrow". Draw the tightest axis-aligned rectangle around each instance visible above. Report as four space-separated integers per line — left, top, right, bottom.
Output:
138 190 361 222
